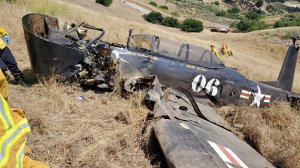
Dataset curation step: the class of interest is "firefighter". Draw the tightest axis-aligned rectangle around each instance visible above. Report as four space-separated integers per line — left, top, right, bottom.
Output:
220 43 233 57
226 44 233 56
210 44 222 60
0 70 48 167
0 26 29 87
220 43 227 56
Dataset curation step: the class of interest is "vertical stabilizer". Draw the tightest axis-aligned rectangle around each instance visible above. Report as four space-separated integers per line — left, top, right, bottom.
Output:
277 43 299 91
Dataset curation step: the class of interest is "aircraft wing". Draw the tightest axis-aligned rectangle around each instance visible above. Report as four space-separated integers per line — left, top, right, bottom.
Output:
151 88 274 168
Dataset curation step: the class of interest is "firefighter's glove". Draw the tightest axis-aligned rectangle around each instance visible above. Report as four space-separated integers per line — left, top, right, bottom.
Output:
4 35 10 45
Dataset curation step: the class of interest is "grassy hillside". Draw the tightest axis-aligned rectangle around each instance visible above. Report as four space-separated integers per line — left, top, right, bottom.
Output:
1 0 300 167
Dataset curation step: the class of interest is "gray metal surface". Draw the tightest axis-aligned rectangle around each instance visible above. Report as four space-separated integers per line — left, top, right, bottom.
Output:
22 13 117 90
22 13 86 75
114 33 300 107
152 88 275 168
277 45 299 91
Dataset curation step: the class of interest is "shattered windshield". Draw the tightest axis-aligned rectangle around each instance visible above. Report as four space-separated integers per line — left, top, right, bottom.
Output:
128 34 224 67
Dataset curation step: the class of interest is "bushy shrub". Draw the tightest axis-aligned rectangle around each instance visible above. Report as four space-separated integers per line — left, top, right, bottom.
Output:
224 0 235 4
144 12 164 24
162 17 180 28
227 7 240 14
181 18 203 32
256 0 263 7
96 0 113 7
171 12 179 17
149 1 157 7
266 4 275 11
214 1 220 6
245 11 262 20
274 17 300 28
229 21 238 29
160 5 169 10
216 9 242 19
216 10 226 16
237 19 268 32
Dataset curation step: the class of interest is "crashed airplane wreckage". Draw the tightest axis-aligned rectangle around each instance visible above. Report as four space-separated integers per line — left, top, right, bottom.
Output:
22 13 298 168
145 84 275 168
113 31 300 108
22 13 116 90
23 13 299 108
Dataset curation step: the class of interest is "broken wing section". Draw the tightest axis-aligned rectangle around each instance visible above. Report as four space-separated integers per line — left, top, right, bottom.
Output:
151 88 274 168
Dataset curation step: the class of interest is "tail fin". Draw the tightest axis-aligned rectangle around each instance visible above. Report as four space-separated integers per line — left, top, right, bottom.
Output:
277 43 299 91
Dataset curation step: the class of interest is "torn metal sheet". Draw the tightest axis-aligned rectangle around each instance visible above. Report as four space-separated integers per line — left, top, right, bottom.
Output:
151 88 274 168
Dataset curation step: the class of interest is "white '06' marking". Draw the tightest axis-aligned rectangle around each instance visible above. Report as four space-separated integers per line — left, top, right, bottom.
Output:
192 75 220 96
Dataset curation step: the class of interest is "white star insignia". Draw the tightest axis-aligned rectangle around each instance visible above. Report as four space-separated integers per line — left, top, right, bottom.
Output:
250 85 265 108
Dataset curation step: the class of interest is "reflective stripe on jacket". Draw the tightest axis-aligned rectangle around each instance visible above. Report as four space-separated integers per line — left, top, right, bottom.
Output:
0 95 31 168
0 27 8 50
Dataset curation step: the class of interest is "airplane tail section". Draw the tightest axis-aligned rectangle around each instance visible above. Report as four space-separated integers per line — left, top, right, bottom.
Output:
262 41 299 92
277 43 299 91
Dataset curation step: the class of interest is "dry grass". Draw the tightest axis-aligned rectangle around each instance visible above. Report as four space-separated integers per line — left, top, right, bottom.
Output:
10 78 153 167
218 103 300 168
1 0 300 167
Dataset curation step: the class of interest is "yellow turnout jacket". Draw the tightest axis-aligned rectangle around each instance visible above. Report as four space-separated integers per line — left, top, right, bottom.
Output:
0 70 48 168
0 27 8 50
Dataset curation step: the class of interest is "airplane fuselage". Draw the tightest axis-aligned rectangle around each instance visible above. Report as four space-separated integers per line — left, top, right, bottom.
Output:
114 47 289 107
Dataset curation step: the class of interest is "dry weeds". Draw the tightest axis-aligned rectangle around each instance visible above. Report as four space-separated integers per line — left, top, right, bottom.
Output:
218 103 300 168
1 0 300 167
10 79 153 167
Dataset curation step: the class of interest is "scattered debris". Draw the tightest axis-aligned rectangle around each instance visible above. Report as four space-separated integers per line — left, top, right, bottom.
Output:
78 95 85 101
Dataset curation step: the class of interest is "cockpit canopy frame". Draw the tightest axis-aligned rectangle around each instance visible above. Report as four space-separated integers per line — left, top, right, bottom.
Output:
127 34 225 68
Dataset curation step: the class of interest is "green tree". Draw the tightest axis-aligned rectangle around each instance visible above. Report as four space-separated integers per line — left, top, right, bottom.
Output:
256 0 264 7
96 0 113 7
181 18 203 32
237 19 267 32
149 1 157 7
144 12 164 24
162 17 180 28
245 11 262 20
214 1 220 6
